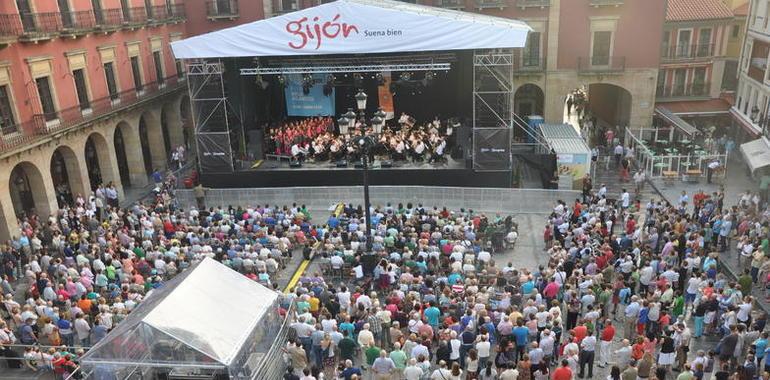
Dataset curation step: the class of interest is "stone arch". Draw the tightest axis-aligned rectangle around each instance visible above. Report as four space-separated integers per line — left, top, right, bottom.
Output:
160 107 173 163
139 110 167 173
514 83 545 118
49 145 86 206
562 82 632 145
9 161 53 218
85 131 118 190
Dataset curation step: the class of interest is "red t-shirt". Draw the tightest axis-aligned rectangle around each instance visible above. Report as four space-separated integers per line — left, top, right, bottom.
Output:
600 325 616 342
553 366 573 380
573 325 587 343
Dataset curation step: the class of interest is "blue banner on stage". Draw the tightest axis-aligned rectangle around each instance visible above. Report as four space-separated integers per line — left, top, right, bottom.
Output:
284 74 335 117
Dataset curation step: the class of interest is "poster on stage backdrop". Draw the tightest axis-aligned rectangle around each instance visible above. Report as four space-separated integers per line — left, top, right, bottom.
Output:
473 128 511 171
171 1 529 59
378 72 394 119
197 133 233 173
284 74 336 117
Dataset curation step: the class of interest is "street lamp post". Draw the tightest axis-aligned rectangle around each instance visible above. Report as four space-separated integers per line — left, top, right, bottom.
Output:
354 89 373 251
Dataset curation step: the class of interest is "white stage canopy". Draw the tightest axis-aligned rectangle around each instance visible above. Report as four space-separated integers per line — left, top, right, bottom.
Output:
171 0 531 59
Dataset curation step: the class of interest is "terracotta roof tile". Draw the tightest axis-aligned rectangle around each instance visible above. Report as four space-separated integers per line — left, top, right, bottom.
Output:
666 0 734 21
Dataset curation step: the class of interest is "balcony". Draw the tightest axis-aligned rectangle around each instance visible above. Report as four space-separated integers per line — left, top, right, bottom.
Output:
656 82 710 99
59 11 96 37
589 0 623 6
475 0 509 10
516 0 550 8
148 5 168 23
0 14 23 44
434 0 466 9
95 9 124 30
207 0 239 20
1 75 185 153
18 13 62 42
661 43 715 62
577 56 625 73
123 7 148 26
167 4 186 21
514 55 546 73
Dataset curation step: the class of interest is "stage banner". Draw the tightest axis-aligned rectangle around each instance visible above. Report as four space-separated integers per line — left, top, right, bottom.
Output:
171 1 529 59
377 72 394 119
473 128 511 171
197 133 233 173
284 74 336 117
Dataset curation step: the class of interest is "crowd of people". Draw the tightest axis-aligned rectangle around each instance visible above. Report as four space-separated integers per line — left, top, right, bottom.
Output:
267 114 454 164
277 182 770 380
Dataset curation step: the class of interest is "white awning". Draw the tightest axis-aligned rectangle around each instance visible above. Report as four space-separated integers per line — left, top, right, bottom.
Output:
171 0 531 59
740 137 770 175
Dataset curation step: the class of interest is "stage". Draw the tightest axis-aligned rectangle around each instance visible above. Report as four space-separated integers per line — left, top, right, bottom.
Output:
171 0 533 190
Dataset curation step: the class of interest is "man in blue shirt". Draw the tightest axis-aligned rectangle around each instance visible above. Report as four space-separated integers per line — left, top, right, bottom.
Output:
424 302 441 330
512 320 529 360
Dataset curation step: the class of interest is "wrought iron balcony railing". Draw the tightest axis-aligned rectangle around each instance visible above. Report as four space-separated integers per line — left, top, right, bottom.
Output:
435 0 466 9
1 75 185 153
516 0 550 8
661 43 715 61
514 55 546 72
207 0 239 18
18 12 62 39
589 0 623 6
475 0 509 9
60 10 96 34
656 82 710 98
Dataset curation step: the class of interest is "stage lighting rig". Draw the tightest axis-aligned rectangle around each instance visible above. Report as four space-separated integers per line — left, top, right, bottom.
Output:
375 72 385 85
255 75 269 90
400 72 412 81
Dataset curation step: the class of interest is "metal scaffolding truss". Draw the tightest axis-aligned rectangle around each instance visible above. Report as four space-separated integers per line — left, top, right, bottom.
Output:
240 63 451 75
187 60 235 172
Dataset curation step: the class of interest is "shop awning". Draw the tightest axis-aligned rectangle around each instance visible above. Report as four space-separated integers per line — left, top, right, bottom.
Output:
731 107 762 136
740 137 770 174
171 0 530 58
654 106 698 136
657 98 732 116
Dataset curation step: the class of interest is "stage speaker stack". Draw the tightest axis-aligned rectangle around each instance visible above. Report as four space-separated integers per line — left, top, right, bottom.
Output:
336 160 348 168
380 160 393 168
289 160 302 168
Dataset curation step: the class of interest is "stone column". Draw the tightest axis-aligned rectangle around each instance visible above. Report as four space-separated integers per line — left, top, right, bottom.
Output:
546 0 560 72
0 180 19 241
121 121 150 188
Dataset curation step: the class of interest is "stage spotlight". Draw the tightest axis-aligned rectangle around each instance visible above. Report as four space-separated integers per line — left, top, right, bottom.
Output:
277 75 286 86
353 73 364 88
375 72 385 85
255 75 269 90
326 74 336 84
400 72 412 81
425 71 435 82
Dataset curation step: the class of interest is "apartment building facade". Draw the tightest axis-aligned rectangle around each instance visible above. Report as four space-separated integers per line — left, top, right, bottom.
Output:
733 0 770 141
654 0 735 126
0 0 194 239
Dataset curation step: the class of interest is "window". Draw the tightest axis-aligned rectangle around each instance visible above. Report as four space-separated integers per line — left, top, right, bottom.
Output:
153 51 164 84
732 24 740 38
103 62 119 100
72 69 90 110
673 69 686 96
17 0 35 32
523 32 541 66
91 0 103 24
697 28 712 57
145 0 153 19
661 31 670 56
120 0 130 21
280 0 297 11
591 31 612 65
58 0 73 28
693 67 707 95
0 85 16 133
677 30 692 57
130 56 143 91
35 76 57 120
217 0 233 14
176 60 184 79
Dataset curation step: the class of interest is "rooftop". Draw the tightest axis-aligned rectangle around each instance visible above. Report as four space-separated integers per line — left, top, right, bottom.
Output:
666 0 733 21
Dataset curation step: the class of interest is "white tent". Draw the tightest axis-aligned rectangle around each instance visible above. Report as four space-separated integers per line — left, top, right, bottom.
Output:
81 257 283 379
740 137 770 176
171 0 530 58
